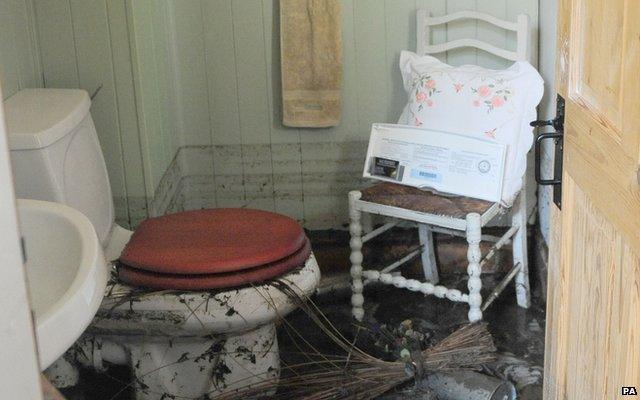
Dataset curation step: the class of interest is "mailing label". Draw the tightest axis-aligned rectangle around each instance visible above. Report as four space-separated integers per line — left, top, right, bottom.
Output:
363 124 506 202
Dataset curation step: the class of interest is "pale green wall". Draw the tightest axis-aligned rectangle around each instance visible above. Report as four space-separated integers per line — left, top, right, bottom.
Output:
537 0 557 244
33 0 148 227
127 0 179 197
28 0 539 228
130 0 539 227
0 0 41 99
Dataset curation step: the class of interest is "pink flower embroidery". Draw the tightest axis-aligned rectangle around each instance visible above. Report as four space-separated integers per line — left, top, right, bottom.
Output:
413 74 441 111
490 96 505 108
477 85 492 98
453 83 464 93
472 81 512 113
484 128 497 139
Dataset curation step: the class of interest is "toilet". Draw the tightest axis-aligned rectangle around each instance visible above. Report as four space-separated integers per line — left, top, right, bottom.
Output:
6 89 320 399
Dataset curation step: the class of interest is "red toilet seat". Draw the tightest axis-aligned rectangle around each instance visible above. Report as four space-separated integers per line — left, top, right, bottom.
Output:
117 208 312 290
119 208 307 275
118 240 312 290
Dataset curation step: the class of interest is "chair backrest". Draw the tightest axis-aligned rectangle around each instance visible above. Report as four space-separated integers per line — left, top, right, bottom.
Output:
416 10 529 62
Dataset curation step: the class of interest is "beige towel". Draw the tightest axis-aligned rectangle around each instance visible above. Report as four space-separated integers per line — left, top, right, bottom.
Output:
280 0 342 128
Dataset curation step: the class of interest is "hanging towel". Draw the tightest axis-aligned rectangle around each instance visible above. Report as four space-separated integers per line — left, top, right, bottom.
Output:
280 0 342 128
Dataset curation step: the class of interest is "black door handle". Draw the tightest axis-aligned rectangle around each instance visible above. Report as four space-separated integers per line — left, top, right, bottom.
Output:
534 132 563 185
531 94 565 208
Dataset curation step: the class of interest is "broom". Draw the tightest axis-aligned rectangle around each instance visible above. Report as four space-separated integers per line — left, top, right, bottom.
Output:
212 280 497 399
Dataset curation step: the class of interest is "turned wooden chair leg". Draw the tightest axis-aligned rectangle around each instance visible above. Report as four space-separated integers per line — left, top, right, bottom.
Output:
512 192 531 308
466 213 483 322
349 191 365 321
418 224 439 284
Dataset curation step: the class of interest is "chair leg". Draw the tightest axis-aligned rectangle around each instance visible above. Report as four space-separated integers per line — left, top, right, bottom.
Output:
349 191 365 321
466 213 483 322
512 192 531 308
418 224 439 284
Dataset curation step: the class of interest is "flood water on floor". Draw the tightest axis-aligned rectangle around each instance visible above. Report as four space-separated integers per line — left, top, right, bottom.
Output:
280 273 546 399
64 227 547 399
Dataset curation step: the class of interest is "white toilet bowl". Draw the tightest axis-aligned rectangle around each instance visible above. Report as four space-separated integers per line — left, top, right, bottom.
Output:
75 255 319 399
6 89 321 399
46 225 319 399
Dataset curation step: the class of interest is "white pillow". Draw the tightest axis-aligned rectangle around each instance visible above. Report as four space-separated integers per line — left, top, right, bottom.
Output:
397 51 544 206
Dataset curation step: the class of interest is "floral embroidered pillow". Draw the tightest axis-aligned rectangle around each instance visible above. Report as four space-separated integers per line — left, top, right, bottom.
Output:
397 51 544 206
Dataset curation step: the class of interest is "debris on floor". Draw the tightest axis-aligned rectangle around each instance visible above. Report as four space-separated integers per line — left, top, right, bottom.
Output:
380 370 516 400
213 283 499 399
485 353 543 399
62 227 546 399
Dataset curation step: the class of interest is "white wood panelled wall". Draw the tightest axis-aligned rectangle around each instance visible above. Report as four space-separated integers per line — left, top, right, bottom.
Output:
128 0 538 228
27 0 538 229
0 0 41 99
33 0 147 227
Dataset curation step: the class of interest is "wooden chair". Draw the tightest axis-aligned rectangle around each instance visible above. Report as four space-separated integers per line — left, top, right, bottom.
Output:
349 10 532 323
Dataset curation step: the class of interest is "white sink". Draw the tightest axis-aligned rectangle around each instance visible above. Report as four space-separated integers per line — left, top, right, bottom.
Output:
17 199 108 369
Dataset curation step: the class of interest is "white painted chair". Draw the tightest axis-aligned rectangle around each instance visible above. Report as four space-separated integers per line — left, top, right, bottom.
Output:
349 10 532 323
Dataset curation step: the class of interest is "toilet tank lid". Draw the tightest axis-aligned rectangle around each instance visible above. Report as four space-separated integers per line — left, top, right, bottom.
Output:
4 89 91 150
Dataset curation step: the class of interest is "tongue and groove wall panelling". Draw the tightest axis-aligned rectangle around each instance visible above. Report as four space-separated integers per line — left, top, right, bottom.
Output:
175 0 539 228
496 0 540 220
507 0 539 219
30 0 539 230
230 0 277 213
298 0 365 229
105 0 148 227
0 0 41 99
261 0 304 221
169 1 216 211
125 0 177 214
34 1 78 88
68 0 129 226
385 0 419 123
202 0 245 209
32 0 148 228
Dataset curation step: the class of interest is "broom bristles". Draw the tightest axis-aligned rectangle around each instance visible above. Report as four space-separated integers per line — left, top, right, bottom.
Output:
214 280 497 400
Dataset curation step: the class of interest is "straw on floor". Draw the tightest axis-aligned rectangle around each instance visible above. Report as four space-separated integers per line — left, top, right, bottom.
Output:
213 280 497 399
98 275 496 400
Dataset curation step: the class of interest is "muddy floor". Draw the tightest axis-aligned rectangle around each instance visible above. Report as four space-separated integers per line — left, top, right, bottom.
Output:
63 227 546 399
279 273 546 399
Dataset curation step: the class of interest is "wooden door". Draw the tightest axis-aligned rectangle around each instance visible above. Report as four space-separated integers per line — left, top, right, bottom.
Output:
543 0 640 398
